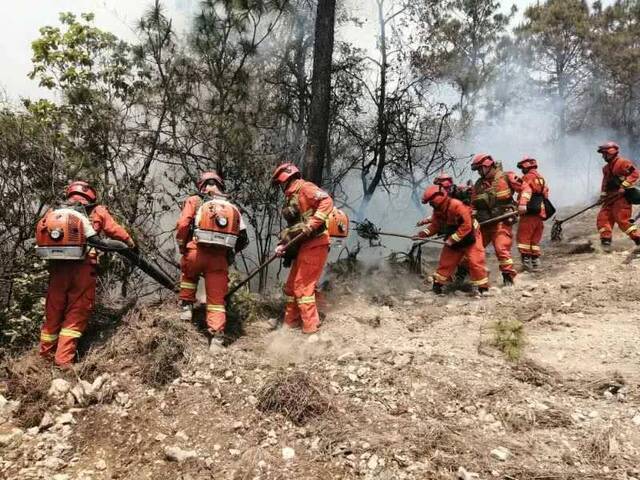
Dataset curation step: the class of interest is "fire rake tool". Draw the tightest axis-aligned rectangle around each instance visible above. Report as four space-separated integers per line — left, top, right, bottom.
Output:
225 231 307 301
353 219 445 245
551 193 622 242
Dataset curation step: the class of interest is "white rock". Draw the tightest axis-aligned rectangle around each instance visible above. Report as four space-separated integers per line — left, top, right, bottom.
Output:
39 412 55 430
43 456 66 470
56 412 75 425
224 370 233 379
155 433 168 442
48 379 71 398
164 446 198 462
232 421 243 430
282 447 296 461
457 466 480 480
490 446 511 461
175 430 189 441
92 375 108 392
367 454 379 470
0 428 23 447
229 448 241 457
632 414 640 426
95 459 107 470
52 475 70 480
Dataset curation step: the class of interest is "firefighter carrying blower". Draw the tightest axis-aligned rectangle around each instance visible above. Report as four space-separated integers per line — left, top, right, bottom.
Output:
596 141 640 252
176 172 249 351
471 154 522 285
418 185 490 296
35 181 136 367
272 163 334 334
516 157 553 271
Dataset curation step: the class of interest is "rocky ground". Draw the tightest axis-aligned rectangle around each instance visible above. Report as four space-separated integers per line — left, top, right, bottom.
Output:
1 212 640 480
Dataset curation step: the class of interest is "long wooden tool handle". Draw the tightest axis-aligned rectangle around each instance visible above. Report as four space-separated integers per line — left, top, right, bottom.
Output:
478 210 519 227
225 231 306 300
557 193 621 225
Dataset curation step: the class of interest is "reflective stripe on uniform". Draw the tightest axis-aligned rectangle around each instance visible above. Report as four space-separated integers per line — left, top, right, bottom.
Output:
207 304 226 313
284 295 295 304
499 258 514 266
517 243 531 250
471 277 489 286
496 189 511 198
450 233 461 242
40 332 59 342
622 181 632 188
521 192 532 199
472 219 480 229
625 225 638 234
531 245 541 251
180 281 197 290
297 295 316 305
314 211 329 221
599 227 609 234
60 328 82 339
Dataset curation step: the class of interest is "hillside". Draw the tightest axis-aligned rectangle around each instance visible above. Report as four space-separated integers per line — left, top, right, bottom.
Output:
2 214 640 480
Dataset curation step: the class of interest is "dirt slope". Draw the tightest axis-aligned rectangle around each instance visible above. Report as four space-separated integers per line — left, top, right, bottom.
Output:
1 214 640 480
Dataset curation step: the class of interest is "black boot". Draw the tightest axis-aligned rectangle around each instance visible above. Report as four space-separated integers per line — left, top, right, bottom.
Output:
601 238 612 253
502 273 514 286
530 256 541 272
521 255 531 271
454 266 469 284
432 282 444 295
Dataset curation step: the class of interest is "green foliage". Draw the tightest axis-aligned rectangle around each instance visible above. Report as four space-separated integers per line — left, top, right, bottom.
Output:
0 261 48 353
492 319 525 362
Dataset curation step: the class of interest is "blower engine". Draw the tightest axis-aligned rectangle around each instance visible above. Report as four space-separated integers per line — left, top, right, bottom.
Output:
328 208 349 240
35 209 92 260
193 199 242 248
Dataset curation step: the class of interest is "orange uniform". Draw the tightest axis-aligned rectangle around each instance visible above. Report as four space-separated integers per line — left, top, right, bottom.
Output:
597 155 640 242
420 198 489 288
281 179 333 333
40 206 132 366
517 169 549 258
176 194 247 334
471 169 521 278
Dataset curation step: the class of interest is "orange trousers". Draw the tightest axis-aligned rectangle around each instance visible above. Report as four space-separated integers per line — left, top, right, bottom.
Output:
481 222 517 277
179 246 229 334
40 261 97 366
517 215 544 257
597 196 640 241
283 242 329 334
434 231 489 287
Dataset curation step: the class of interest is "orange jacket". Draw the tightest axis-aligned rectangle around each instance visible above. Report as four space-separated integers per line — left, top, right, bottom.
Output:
90 206 131 243
601 156 639 195
283 179 334 247
471 169 521 220
421 198 476 244
518 170 549 206
176 195 202 251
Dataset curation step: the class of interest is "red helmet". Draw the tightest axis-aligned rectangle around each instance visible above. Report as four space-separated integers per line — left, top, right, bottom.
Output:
271 163 301 186
471 153 495 171
65 181 97 205
434 172 454 189
197 171 225 192
517 156 538 171
421 185 448 207
597 141 619 155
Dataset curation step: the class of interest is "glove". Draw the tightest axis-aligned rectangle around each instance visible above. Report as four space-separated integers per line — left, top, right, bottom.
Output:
126 238 136 249
416 218 430 227
416 230 429 239
179 246 187 256
518 205 528 215
275 244 287 257
445 237 457 248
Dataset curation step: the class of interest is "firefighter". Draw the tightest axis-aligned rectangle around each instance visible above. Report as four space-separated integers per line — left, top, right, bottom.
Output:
271 163 334 334
176 172 249 350
596 141 640 252
416 173 471 228
418 185 489 295
516 157 550 271
470 153 522 285
36 181 135 367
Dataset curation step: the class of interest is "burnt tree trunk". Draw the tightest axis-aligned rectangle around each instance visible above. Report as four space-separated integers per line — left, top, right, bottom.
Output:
303 0 336 185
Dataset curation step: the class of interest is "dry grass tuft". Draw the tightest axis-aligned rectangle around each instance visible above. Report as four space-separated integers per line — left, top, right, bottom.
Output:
511 359 558 386
257 370 331 425
500 406 573 432
492 319 525 361
582 428 620 463
3 353 56 428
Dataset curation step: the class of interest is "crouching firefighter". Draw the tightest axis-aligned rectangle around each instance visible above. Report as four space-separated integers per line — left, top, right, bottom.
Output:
596 141 640 252
516 157 553 271
272 163 334 334
35 181 135 367
176 172 249 350
418 185 489 295
471 153 522 286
